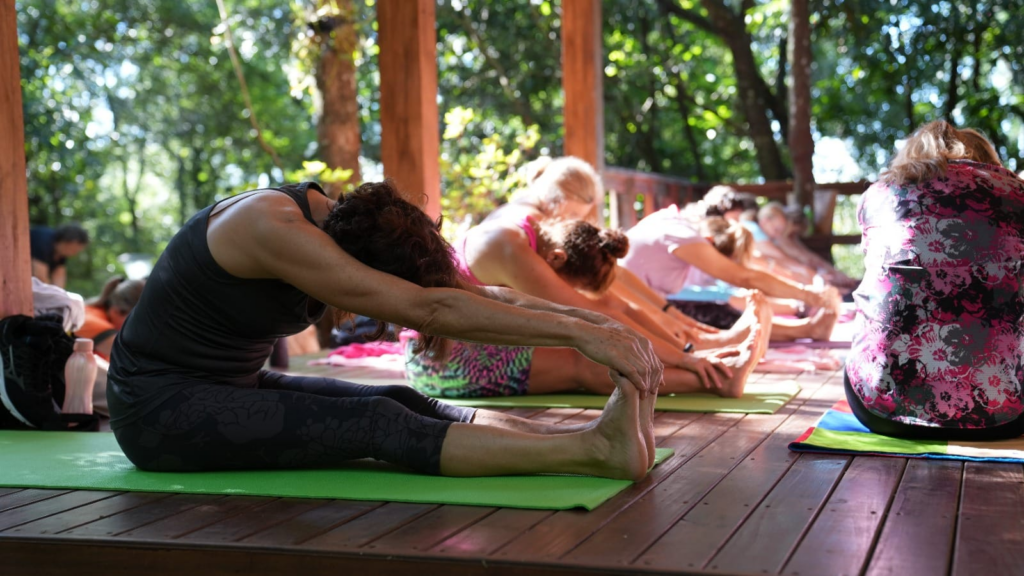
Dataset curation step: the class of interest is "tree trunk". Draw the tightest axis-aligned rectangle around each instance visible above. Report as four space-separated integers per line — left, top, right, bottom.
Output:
701 0 789 180
312 0 363 348
313 0 362 201
788 0 815 216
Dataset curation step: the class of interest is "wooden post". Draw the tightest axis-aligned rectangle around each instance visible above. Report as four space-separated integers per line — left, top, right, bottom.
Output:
562 0 604 182
0 0 32 317
377 0 441 219
788 0 815 218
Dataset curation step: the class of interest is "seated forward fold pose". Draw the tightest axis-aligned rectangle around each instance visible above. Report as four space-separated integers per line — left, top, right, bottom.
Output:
108 181 662 480
620 204 841 341
846 121 1024 440
404 158 772 399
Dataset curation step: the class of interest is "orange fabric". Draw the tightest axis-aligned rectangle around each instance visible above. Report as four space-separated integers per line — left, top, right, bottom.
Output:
77 305 115 340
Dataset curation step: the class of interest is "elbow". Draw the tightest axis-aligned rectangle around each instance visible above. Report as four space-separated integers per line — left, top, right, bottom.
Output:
411 289 459 335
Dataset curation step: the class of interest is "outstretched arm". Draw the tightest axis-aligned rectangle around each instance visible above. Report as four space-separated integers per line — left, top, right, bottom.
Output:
673 242 830 307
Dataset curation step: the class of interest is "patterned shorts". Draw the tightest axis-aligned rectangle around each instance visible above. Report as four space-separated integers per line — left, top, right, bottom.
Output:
404 339 533 398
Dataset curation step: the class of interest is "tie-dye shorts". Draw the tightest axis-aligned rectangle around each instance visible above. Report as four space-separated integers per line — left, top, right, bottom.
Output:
404 338 533 398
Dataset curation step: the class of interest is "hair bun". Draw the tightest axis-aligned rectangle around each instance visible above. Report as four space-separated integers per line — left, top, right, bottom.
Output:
598 229 629 258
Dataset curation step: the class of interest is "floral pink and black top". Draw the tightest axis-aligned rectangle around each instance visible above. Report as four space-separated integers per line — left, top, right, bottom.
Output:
847 161 1024 430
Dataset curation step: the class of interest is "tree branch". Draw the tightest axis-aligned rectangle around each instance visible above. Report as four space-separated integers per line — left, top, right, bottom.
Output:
215 0 283 169
655 0 718 35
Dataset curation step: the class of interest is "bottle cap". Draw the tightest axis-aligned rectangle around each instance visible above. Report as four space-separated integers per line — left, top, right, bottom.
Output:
73 338 94 353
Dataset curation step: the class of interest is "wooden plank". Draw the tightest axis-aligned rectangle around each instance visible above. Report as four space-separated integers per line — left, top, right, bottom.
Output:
952 462 1024 576
866 460 962 576
0 0 32 317
5 492 169 536
0 539 653 576
433 508 554 557
364 505 495 553
704 454 850 574
240 500 383 546
0 488 22 498
783 457 906 575
62 494 219 538
116 496 270 540
636 376 843 571
0 489 70 514
377 0 441 219
561 0 604 174
0 491 118 532
301 502 437 551
177 498 329 544
493 413 742 562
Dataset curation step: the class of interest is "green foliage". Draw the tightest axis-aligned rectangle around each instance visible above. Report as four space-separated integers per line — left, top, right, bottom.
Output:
17 0 1024 294
439 106 541 239
17 0 317 295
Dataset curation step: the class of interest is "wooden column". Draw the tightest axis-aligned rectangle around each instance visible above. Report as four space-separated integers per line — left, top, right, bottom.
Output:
562 0 604 173
0 0 32 317
377 0 441 219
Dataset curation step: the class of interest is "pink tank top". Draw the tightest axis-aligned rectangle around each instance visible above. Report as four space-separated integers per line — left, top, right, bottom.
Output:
456 216 538 286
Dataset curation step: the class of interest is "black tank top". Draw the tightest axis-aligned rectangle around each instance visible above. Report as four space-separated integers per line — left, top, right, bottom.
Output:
107 183 328 427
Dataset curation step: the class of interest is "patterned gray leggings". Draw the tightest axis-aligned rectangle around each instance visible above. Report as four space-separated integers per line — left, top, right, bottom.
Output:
112 371 476 474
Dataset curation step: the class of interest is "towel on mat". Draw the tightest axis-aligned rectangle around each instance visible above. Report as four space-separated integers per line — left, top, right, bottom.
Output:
789 400 1024 463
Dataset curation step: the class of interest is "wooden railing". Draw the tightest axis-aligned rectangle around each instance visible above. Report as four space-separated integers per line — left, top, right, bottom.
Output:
602 167 870 259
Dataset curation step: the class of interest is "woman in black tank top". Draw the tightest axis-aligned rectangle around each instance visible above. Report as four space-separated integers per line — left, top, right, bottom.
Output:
108 180 661 480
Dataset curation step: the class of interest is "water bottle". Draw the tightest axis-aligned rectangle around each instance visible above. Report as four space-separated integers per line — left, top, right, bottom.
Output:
62 338 97 415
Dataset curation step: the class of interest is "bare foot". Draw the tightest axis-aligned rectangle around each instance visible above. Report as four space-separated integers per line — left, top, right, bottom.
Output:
711 298 772 398
692 291 765 350
607 371 655 470
587 384 649 481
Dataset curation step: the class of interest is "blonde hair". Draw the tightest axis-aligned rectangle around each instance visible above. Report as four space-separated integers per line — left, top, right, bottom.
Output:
514 156 602 223
881 120 1001 186
700 217 754 265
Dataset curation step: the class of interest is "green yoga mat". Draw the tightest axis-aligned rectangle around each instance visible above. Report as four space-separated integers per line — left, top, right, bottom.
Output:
0 431 672 511
440 381 800 414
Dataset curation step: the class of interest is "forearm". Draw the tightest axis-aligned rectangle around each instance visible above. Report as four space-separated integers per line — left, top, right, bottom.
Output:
51 267 67 289
620 298 688 348
742 268 820 304
472 285 612 327
614 267 666 309
414 288 591 348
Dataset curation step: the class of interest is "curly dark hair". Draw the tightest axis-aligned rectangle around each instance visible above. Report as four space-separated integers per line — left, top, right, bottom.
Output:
543 220 629 293
321 180 460 359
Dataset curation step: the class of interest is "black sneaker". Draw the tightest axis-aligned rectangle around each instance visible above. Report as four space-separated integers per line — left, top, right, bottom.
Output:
0 315 62 429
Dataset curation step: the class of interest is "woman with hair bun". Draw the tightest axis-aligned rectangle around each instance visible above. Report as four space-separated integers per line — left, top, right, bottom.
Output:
108 180 664 480
846 121 1024 439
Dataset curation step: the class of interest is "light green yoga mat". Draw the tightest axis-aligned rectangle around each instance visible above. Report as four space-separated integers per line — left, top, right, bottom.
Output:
441 381 800 414
0 431 672 511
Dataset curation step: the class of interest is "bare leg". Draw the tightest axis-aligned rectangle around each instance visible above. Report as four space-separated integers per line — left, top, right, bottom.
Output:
530 347 712 397
439 384 649 480
472 409 597 435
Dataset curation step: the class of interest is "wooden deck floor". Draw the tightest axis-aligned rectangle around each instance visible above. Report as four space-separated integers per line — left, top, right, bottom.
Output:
1 368 1020 576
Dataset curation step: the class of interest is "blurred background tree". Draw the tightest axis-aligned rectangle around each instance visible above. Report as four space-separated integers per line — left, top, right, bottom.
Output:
16 0 1024 294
